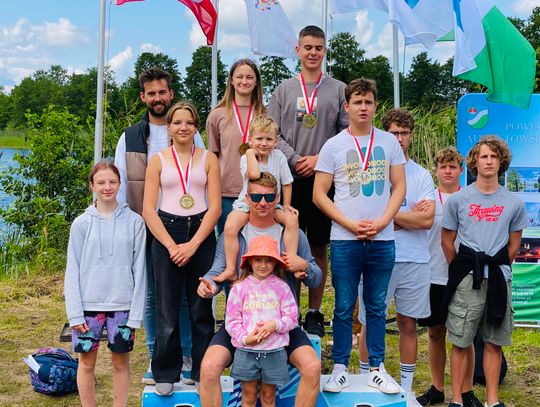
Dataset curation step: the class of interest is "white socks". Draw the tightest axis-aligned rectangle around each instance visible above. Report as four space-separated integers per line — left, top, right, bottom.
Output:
399 363 416 392
360 361 370 374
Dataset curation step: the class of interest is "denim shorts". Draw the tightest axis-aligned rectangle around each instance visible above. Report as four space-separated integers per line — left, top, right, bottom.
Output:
231 348 289 385
72 311 135 353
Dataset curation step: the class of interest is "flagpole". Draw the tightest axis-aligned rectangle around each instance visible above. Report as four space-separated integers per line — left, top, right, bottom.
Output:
211 0 219 108
94 0 106 164
392 25 399 108
322 0 328 74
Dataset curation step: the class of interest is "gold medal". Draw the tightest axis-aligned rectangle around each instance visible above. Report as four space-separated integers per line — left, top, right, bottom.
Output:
303 113 317 129
359 170 372 185
180 194 195 209
239 143 250 155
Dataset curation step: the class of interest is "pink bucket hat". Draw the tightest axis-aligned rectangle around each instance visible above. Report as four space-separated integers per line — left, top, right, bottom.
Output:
240 235 287 270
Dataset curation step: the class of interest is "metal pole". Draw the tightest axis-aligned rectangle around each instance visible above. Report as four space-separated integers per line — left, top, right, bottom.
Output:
94 0 106 164
211 0 219 108
392 25 400 108
322 0 328 74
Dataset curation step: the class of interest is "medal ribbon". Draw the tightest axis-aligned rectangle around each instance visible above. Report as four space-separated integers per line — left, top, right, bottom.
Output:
299 72 323 115
233 101 253 144
170 144 195 196
437 186 460 207
349 126 375 171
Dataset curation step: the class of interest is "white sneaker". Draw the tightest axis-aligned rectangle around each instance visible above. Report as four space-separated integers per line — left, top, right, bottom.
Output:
406 391 421 406
323 369 350 393
368 370 400 394
142 361 155 385
182 356 195 385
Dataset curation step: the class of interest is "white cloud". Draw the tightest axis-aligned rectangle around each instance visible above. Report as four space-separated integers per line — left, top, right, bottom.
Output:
353 10 374 45
29 17 90 46
512 0 540 15
108 46 133 73
140 43 162 53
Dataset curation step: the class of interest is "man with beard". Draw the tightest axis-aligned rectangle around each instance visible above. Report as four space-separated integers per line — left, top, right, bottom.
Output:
114 67 204 385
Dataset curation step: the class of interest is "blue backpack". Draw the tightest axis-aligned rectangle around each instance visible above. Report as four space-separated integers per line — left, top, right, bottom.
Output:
29 348 78 395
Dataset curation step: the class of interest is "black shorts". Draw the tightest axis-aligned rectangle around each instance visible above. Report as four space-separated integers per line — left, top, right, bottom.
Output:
208 325 312 366
291 176 333 246
418 283 446 327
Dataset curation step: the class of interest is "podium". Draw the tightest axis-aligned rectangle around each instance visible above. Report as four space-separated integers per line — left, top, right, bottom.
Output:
142 335 406 407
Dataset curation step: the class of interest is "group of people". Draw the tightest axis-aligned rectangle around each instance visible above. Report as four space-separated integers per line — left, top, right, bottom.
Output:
63 23 525 407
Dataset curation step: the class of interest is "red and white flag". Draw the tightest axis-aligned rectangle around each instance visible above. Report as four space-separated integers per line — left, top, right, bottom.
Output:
178 0 217 45
116 0 217 46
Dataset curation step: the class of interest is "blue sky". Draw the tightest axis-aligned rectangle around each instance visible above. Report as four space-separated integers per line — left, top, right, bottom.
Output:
0 0 536 93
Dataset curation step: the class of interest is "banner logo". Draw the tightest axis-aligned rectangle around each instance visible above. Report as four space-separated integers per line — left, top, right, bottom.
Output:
467 106 488 129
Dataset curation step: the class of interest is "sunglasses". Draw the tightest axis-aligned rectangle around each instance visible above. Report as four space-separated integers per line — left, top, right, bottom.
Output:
249 193 277 203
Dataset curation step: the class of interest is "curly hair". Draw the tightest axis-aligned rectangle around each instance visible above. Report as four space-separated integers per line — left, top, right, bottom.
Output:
435 146 463 168
466 135 511 177
382 109 414 132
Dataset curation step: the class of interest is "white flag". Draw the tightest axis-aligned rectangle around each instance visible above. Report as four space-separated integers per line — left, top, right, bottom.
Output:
244 0 298 59
332 0 453 48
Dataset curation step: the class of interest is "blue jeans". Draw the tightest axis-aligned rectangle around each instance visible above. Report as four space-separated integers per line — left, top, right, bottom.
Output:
144 242 192 359
330 239 395 368
216 197 235 236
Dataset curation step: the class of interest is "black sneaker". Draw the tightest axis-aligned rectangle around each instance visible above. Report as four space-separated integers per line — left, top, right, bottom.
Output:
303 310 325 337
462 390 483 407
416 385 445 406
448 403 463 407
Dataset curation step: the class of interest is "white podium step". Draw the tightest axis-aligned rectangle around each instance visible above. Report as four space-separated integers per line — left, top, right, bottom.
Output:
142 373 407 407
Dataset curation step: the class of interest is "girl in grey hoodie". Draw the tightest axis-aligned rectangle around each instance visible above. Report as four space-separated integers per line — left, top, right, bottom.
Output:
64 161 146 407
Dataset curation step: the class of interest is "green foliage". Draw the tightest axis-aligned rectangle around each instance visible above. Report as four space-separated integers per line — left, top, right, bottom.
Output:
327 32 366 84
184 46 227 131
0 107 93 273
259 56 292 102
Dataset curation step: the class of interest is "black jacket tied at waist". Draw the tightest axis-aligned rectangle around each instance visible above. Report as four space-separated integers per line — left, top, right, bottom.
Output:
442 243 510 328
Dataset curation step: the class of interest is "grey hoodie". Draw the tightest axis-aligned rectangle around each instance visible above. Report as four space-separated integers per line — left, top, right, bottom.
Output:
64 202 147 328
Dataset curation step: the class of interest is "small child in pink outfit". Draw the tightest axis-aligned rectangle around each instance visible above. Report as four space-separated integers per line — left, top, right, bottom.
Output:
225 235 298 407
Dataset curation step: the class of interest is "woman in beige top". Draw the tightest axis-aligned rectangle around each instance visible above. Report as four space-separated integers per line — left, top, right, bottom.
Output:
206 59 265 235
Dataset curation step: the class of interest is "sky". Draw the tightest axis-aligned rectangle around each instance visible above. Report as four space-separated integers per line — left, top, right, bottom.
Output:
0 0 537 93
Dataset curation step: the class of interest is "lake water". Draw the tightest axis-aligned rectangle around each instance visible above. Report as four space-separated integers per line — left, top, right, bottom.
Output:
0 148 27 233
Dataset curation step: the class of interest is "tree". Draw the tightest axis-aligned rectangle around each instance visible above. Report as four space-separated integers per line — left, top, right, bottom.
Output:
361 55 393 103
403 52 442 107
327 32 365 84
438 57 475 106
8 65 67 127
184 46 227 130
259 56 292 102
0 88 12 130
0 108 93 269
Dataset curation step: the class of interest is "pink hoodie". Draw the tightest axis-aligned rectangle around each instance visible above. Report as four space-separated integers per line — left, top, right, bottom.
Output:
225 274 298 351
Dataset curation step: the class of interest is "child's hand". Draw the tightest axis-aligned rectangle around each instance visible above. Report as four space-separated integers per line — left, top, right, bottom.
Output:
72 323 89 333
255 320 277 342
282 204 298 215
245 148 261 161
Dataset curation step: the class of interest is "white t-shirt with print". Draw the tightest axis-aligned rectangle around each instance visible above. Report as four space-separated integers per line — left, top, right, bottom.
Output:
315 127 405 241
395 159 436 263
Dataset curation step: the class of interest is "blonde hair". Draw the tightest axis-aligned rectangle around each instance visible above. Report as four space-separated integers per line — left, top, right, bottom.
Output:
466 135 511 177
247 172 278 193
249 115 279 138
435 146 463 168
166 101 199 129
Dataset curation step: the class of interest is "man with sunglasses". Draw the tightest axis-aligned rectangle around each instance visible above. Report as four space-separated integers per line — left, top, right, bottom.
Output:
197 172 323 407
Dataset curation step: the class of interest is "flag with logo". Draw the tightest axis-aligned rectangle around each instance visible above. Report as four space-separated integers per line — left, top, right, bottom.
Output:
244 0 297 59
332 0 453 48
453 0 536 109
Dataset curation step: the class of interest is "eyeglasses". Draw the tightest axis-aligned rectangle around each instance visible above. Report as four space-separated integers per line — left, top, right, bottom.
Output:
249 193 277 203
390 131 412 138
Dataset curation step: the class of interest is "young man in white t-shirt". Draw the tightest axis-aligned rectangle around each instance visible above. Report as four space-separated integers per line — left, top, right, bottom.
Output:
313 78 406 394
416 147 481 407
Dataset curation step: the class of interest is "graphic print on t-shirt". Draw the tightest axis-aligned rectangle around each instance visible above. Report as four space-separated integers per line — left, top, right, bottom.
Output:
345 145 388 197
296 97 318 122
468 203 505 222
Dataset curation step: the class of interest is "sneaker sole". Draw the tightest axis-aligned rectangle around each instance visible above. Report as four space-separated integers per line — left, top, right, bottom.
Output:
182 378 195 385
367 382 400 394
322 383 350 393
142 377 156 385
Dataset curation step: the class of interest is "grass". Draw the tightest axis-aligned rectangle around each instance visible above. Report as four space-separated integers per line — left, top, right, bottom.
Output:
1 272 539 406
0 129 29 149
